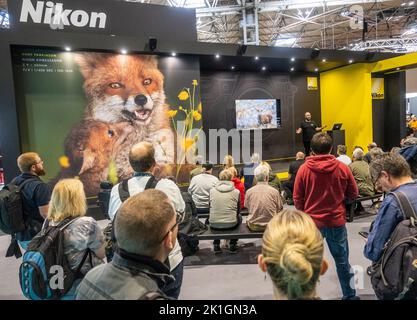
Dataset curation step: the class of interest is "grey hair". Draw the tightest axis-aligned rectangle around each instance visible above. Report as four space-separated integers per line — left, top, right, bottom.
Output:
251 153 260 163
352 148 364 160
254 164 269 182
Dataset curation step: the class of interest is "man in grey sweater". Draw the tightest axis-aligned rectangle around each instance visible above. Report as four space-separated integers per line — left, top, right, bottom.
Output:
188 163 219 214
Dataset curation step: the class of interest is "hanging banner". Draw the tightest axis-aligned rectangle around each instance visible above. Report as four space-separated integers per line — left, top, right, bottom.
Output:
371 78 384 99
307 77 318 90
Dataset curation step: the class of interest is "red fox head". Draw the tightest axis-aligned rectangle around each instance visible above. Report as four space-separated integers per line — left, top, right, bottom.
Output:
65 120 133 175
74 53 166 125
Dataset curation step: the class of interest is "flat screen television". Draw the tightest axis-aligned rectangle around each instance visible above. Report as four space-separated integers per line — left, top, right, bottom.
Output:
235 99 281 130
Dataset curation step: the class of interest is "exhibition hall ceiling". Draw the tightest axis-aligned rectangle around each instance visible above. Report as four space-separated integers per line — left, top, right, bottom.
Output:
126 0 417 52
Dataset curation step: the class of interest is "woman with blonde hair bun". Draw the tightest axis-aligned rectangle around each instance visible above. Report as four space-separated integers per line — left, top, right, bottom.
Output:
258 209 328 300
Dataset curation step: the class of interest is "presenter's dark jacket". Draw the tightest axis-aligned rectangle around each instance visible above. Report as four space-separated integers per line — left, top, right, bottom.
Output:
293 154 358 229
75 250 174 300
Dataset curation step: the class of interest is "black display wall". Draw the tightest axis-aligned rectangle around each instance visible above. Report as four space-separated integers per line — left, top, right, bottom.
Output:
200 70 321 163
372 71 406 151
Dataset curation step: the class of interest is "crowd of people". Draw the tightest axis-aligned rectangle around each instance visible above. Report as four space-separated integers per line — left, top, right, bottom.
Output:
2 129 417 300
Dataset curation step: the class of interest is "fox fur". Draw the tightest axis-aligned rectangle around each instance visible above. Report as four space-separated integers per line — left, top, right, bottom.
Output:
53 120 133 195
73 53 175 180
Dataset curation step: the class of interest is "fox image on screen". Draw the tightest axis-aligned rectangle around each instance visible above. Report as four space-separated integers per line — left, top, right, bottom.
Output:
235 99 280 130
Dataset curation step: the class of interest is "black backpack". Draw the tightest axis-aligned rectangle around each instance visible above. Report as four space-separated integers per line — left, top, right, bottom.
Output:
19 218 92 300
177 192 207 257
0 178 40 258
103 176 159 262
370 190 417 300
0 178 37 235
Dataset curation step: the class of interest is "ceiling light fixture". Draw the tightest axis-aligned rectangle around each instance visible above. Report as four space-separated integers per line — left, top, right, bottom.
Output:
314 68 318 72
348 59 354 63
231 66 235 70
121 49 128 55
65 46 71 51
171 52 177 57
262 66 267 71
290 67 295 71
291 57 295 62
322 58 327 62
215 54 220 59
255 56 259 60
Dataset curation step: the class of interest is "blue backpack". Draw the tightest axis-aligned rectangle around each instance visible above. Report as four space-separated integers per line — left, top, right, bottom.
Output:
19 218 91 300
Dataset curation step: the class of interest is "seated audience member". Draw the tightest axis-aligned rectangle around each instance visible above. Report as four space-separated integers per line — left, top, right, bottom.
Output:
336 145 351 166
390 147 401 154
364 142 377 163
76 190 179 300
282 152 305 205
369 147 384 162
399 138 417 179
107 142 185 299
240 152 260 191
188 162 219 214
223 155 235 170
246 165 283 232
257 161 283 194
209 169 241 254
258 209 328 300
229 166 245 208
349 148 375 197
294 132 359 300
189 155 205 181
12 152 51 250
365 153 417 263
48 179 105 299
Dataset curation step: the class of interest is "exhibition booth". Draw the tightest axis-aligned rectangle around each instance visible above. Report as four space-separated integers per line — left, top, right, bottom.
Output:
0 0 415 196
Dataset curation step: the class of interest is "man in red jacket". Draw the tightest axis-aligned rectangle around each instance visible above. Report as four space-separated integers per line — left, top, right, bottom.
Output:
294 132 359 300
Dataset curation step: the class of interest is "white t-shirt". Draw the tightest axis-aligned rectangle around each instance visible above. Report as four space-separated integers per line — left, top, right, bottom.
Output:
336 154 352 166
108 175 185 271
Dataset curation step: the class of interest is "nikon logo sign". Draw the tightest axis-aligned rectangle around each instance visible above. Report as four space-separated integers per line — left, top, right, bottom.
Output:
19 0 107 29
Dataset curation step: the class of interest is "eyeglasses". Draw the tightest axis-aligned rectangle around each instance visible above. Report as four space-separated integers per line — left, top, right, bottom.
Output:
159 211 183 243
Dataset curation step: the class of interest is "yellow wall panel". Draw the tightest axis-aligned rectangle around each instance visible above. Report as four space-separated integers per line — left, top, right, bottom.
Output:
320 63 373 157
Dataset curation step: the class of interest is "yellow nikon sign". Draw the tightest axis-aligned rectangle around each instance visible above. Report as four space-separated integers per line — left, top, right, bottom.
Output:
307 77 318 91
371 78 384 99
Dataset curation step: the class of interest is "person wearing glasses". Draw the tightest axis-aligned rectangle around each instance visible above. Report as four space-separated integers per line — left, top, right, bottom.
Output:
107 141 185 299
76 189 179 300
10 152 51 250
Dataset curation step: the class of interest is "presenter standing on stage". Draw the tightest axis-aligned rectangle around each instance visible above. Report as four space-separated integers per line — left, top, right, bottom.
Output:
296 112 326 155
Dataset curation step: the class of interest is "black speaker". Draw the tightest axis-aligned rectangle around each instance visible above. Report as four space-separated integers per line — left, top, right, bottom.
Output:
237 44 247 56
310 48 320 59
149 37 157 51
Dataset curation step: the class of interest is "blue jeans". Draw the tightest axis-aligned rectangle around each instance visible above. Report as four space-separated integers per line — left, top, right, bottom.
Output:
161 260 184 299
320 225 357 299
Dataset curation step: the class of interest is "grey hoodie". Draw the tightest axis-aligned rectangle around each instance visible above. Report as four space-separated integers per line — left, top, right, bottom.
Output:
209 181 240 229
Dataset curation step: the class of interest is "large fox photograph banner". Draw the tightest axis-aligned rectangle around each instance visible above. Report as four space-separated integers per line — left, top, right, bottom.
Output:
12 47 202 196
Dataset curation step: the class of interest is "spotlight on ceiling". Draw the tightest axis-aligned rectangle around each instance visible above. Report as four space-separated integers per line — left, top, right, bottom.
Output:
291 57 295 62
348 59 354 64
171 52 177 57
314 68 319 72
215 54 220 59
65 46 71 52
121 49 128 55
254 56 259 61
231 66 235 70
397 67 401 71
290 67 295 71
262 66 267 71
322 58 327 62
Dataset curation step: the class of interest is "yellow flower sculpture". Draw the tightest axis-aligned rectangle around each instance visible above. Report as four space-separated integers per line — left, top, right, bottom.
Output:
182 138 195 151
167 110 178 118
178 90 189 101
192 79 198 86
59 156 70 168
193 111 202 121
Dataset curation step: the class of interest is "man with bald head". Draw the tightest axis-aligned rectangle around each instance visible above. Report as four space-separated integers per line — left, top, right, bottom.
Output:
108 141 185 299
282 151 305 205
296 112 326 155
